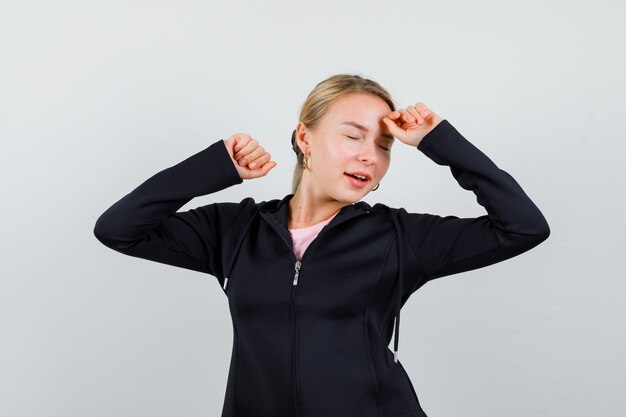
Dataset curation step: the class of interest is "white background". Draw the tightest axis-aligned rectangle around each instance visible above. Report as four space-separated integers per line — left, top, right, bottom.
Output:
1 1 624 416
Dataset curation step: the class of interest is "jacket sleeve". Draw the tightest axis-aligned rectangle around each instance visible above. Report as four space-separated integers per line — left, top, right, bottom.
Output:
93 139 247 280
399 119 550 290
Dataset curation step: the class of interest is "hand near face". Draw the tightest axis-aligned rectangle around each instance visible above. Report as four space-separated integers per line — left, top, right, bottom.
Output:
223 133 278 180
382 102 444 147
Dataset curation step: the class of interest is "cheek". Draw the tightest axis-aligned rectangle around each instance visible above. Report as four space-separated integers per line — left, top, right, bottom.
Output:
377 159 391 178
320 145 349 169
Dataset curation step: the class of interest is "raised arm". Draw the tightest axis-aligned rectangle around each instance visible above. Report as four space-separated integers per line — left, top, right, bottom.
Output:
93 139 250 279
94 133 277 281
383 104 550 294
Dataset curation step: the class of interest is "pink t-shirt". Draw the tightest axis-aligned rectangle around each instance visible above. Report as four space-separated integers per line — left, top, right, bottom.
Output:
288 211 340 261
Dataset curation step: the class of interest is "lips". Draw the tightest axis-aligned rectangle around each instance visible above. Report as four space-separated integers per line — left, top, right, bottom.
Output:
345 173 368 188
345 171 371 181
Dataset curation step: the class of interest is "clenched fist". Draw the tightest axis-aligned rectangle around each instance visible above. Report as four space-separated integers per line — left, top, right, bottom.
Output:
223 133 278 180
382 102 444 147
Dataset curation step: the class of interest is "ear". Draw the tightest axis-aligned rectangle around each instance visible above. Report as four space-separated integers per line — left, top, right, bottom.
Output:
295 121 311 154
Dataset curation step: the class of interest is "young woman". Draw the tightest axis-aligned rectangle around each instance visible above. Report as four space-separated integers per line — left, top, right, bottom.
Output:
94 74 550 417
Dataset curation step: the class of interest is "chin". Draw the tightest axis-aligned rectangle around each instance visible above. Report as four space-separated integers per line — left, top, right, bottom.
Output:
331 192 358 205
333 184 366 204
345 193 365 204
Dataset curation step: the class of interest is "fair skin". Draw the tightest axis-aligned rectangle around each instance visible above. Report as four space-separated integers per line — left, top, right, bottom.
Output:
222 93 444 229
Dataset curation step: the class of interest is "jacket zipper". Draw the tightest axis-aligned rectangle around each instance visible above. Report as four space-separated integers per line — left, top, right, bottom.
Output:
260 208 370 416
293 260 301 285
291 260 302 416
266 223 304 416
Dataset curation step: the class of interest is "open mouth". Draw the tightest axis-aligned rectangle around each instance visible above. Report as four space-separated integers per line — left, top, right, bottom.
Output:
345 173 369 182
344 173 370 189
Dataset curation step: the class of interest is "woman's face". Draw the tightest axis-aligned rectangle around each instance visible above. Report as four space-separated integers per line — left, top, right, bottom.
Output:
296 93 395 203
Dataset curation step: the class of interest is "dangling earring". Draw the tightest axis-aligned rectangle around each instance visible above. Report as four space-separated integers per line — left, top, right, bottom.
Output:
372 182 380 191
302 151 311 170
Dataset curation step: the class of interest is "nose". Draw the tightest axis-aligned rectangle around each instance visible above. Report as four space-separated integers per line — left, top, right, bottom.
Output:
357 141 378 165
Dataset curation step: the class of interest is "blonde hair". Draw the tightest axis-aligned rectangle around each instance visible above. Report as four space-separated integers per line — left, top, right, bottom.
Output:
291 74 396 194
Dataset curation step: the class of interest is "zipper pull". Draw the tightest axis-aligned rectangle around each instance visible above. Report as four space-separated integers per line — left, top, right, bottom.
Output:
293 260 302 285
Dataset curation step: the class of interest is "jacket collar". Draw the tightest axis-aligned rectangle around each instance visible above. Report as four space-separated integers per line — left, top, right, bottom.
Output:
259 193 372 230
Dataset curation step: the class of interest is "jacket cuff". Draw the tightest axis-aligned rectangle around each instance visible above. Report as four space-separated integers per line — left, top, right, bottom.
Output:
212 139 244 187
416 119 454 153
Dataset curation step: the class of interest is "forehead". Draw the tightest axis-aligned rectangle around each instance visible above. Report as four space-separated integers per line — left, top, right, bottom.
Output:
324 94 394 139
327 93 391 120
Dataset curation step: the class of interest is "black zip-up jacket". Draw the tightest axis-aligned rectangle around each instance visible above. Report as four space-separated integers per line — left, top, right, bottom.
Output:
93 119 550 417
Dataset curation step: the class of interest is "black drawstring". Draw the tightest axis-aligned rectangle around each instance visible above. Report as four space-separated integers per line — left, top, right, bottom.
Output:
223 212 258 294
390 208 403 364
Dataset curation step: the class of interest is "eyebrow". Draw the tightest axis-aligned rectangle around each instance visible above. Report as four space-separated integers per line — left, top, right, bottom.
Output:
340 121 394 141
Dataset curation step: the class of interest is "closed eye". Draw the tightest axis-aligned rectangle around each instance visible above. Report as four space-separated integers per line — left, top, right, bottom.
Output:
346 135 390 152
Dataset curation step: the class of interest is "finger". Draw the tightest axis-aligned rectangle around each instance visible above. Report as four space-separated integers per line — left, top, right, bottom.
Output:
387 110 401 120
259 160 277 176
234 138 259 161
233 134 251 152
382 116 405 139
248 152 271 169
399 109 417 124
238 146 265 166
235 138 257 160
406 106 424 124
414 102 433 119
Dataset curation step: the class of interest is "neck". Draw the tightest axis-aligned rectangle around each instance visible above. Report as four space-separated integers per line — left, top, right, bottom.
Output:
287 189 349 229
